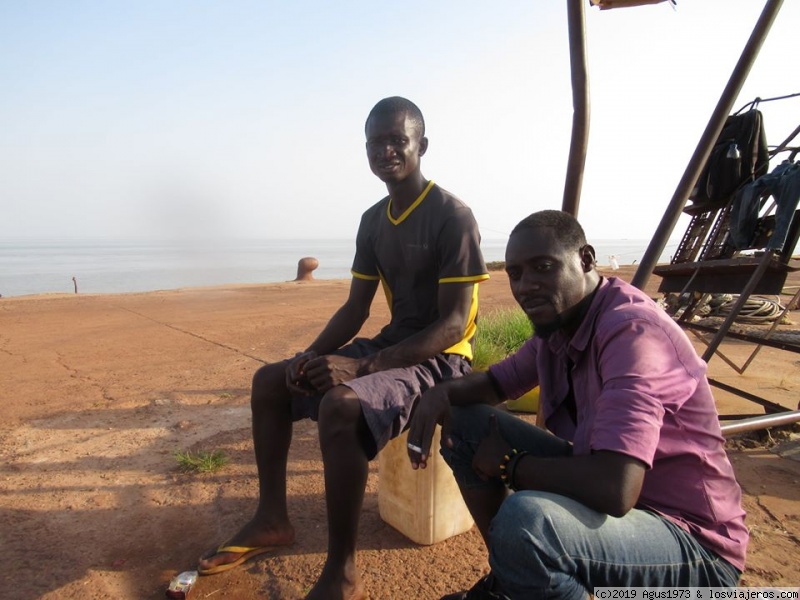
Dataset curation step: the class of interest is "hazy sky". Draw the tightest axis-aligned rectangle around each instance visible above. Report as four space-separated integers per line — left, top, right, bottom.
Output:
2 1 798 243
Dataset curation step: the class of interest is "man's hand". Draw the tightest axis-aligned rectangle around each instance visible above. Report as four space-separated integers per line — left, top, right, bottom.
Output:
286 351 318 396
406 385 453 470
302 354 360 393
473 414 513 481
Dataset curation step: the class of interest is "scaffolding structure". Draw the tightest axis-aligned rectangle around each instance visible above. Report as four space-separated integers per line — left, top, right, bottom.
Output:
565 0 799 425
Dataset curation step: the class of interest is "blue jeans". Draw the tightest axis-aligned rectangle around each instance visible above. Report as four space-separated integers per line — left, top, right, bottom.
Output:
442 405 741 599
729 160 800 251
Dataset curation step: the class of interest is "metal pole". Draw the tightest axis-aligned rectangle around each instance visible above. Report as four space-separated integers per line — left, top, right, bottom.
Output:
720 410 800 437
700 249 777 362
770 123 800 156
631 0 784 290
562 0 590 218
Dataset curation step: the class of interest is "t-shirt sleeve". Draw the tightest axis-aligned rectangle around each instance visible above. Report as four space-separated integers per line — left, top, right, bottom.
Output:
436 206 489 283
590 315 697 468
487 338 539 400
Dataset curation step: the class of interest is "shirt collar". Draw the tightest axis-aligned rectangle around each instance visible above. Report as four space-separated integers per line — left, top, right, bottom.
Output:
546 276 609 357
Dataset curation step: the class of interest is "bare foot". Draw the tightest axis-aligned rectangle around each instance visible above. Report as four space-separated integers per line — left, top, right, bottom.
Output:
198 517 295 575
305 561 365 600
305 579 365 600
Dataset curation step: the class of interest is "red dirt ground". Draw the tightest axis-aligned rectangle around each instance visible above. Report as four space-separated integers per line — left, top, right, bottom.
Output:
1 266 798 599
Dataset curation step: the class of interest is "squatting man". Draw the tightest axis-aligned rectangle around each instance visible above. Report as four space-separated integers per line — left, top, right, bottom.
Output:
407 210 748 600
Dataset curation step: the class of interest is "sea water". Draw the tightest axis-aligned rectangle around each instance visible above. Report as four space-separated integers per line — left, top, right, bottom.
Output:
0 238 678 298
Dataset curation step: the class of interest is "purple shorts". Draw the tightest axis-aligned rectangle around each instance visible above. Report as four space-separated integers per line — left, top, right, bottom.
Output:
291 337 471 456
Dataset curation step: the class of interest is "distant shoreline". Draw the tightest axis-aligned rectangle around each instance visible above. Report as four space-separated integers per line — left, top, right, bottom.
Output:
0 278 352 302
1 264 662 302
0 238 679 298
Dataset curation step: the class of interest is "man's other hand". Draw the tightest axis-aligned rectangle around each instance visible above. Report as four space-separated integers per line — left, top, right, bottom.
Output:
302 354 360 393
406 385 453 470
286 351 318 395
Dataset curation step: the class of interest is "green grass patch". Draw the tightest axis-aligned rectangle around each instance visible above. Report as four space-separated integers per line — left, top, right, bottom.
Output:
174 449 228 473
473 307 533 370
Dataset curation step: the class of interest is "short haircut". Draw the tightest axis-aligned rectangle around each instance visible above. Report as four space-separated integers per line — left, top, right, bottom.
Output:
511 210 588 252
365 96 425 137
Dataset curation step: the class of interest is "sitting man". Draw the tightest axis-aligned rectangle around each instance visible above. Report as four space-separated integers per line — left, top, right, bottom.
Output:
407 210 747 599
198 96 489 600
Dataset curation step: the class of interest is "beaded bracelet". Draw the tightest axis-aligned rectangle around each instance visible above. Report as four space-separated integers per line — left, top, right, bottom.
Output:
506 450 530 491
498 448 518 486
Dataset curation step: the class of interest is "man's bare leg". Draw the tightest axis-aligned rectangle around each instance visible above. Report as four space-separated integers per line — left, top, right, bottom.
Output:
305 386 369 600
437 484 508 600
460 484 507 546
198 362 296 571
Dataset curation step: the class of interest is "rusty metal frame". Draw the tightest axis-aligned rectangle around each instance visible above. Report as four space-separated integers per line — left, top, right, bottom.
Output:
631 0 786 288
565 0 794 429
562 0 590 217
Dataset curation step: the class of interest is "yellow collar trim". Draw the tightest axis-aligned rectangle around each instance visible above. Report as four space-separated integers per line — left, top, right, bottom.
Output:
386 180 435 225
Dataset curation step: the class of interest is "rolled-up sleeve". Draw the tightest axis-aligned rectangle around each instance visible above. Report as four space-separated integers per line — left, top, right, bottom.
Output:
487 338 540 400
590 316 698 468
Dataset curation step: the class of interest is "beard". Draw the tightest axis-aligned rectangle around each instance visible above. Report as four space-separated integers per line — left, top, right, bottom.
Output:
529 285 600 339
531 316 562 339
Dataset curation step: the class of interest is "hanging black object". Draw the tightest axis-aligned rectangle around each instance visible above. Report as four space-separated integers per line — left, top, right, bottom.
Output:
689 109 770 207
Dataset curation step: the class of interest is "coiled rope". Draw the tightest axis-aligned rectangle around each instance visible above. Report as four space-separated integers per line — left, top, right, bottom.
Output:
710 294 786 323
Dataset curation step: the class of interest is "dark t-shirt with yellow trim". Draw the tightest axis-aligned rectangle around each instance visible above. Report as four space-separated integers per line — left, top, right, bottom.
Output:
351 181 489 360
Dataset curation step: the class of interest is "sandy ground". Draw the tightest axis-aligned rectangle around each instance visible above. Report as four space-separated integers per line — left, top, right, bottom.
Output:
1 266 799 599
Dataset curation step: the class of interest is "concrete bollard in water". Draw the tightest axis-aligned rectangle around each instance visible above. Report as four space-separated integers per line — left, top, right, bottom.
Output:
294 257 319 281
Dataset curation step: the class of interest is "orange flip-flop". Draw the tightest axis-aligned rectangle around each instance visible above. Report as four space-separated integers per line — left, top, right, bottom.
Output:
197 544 275 576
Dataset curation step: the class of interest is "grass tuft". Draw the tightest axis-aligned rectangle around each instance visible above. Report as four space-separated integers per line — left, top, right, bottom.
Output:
174 449 228 473
473 308 534 370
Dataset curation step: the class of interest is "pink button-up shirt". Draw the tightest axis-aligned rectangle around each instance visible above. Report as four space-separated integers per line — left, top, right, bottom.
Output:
489 277 748 571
